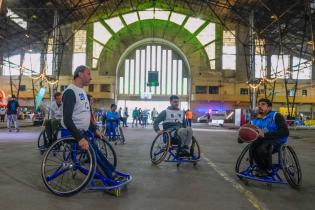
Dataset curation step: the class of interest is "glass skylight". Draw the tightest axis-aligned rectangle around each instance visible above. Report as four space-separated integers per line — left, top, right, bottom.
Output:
292 57 312 79
3 54 21 75
184 17 205 33
105 16 124 33
72 53 86 74
93 41 103 60
255 55 267 78
271 55 290 78
93 22 112 44
139 10 154 20
197 23 215 45
154 10 170 20
122 12 139 25
23 53 41 75
7 8 27 30
205 44 215 69
170 12 186 26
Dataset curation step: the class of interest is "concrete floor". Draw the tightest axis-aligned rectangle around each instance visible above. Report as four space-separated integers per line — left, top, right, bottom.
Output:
0 125 314 210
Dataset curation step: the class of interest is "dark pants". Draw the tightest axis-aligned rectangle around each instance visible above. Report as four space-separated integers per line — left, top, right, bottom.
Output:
122 117 127 127
132 118 138 127
0 115 4 122
187 119 192 127
249 138 280 171
90 139 115 179
44 119 61 146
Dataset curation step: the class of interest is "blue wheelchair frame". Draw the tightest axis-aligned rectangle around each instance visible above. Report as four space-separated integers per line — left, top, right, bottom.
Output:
236 144 287 184
42 129 132 196
104 120 125 144
151 128 200 166
235 143 302 188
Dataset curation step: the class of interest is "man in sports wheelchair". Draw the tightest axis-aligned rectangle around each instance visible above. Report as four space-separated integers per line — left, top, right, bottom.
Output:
102 104 119 139
239 98 289 177
43 92 63 147
60 66 115 176
153 95 193 157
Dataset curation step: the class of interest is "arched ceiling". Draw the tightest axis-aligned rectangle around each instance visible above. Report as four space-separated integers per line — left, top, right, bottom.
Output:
97 19 210 76
0 0 314 58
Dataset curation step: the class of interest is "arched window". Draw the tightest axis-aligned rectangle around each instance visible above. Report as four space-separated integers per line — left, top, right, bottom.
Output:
118 44 188 96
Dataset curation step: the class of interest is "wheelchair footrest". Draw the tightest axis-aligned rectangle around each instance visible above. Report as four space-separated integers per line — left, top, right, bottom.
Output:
237 171 287 184
88 170 132 191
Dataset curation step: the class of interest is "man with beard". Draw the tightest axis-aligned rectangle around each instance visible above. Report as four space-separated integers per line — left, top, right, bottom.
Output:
248 98 289 177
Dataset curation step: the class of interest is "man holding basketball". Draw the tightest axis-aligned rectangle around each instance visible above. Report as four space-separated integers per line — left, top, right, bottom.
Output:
248 98 289 177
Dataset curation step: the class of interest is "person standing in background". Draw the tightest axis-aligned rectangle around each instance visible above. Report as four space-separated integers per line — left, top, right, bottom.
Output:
122 107 129 127
132 107 139 128
118 107 123 126
151 108 158 124
6 95 20 132
185 109 193 127
0 107 5 124
142 110 149 128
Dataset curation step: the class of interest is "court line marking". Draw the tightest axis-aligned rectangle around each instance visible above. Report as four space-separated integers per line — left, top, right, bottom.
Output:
202 153 269 210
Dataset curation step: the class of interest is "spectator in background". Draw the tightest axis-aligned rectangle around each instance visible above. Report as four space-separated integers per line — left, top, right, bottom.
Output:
118 107 123 126
151 108 158 124
142 110 149 128
0 107 5 123
138 108 142 126
6 95 20 132
122 107 129 127
185 109 193 127
132 107 139 128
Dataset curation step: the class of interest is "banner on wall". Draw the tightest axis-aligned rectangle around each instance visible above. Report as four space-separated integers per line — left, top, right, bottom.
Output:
35 87 46 111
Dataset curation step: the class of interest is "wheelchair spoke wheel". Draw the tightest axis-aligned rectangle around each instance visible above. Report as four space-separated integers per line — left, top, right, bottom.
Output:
96 138 117 168
41 138 96 196
235 144 251 177
150 132 170 165
282 145 302 189
37 129 47 153
190 136 201 160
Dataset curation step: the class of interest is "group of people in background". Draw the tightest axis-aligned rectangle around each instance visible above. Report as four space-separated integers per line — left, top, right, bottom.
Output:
131 107 158 128
0 95 20 132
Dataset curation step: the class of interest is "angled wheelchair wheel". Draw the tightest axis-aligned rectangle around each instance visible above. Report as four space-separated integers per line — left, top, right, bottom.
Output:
96 138 117 168
37 129 47 154
282 145 302 189
235 144 251 177
190 136 201 160
150 131 170 165
41 138 96 196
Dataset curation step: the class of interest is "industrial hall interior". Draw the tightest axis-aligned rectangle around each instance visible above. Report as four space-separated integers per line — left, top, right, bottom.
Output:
0 0 314 210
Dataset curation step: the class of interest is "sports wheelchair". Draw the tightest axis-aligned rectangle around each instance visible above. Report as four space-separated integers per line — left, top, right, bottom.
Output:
150 129 201 167
37 119 62 154
104 120 125 145
41 129 130 197
235 143 302 189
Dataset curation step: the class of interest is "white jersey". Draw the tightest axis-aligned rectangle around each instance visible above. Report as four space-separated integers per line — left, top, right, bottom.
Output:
164 109 184 124
50 101 63 120
61 84 90 130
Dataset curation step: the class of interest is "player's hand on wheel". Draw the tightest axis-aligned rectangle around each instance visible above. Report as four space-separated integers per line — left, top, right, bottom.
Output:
79 138 89 150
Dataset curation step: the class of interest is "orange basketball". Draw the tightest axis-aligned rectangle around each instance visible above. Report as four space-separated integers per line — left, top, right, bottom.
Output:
238 124 259 142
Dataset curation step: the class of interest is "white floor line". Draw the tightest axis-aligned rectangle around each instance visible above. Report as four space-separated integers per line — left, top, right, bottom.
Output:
202 153 269 210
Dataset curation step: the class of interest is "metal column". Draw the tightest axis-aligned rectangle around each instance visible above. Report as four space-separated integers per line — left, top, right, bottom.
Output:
249 10 256 109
